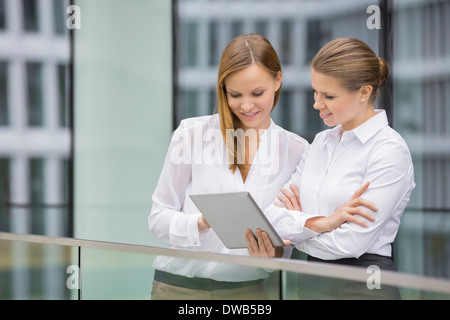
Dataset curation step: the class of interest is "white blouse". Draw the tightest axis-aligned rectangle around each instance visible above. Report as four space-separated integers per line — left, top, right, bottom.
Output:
265 110 415 260
148 114 309 281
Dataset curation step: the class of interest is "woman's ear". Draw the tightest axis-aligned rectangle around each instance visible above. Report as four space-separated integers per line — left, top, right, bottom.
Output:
275 71 283 91
360 85 373 102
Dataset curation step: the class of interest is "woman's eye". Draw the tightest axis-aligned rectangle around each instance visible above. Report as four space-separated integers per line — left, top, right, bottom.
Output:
229 92 240 98
253 91 264 97
325 95 335 100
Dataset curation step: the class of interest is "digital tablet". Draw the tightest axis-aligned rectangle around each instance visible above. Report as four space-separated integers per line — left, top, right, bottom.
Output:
189 191 284 249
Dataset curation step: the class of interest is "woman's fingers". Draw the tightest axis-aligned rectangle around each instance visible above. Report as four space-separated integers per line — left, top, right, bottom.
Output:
290 184 300 197
345 214 369 228
254 229 269 257
259 230 276 258
274 185 302 211
351 181 370 200
260 230 273 248
246 229 278 258
290 184 302 211
341 207 376 228
277 193 295 210
245 229 258 255
280 187 301 210
349 207 375 222
246 229 289 258
274 202 284 208
280 188 296 204
350 197 378 212
246 229 270 257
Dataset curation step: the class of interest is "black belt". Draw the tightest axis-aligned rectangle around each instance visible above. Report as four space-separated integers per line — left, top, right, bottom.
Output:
307 253 397 271
154 270 264 291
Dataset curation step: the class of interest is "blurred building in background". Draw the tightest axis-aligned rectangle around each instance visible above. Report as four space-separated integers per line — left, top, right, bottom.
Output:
0 0 71 238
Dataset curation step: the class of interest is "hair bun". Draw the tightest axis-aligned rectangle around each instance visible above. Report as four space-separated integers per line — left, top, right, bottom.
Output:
378 57 389 88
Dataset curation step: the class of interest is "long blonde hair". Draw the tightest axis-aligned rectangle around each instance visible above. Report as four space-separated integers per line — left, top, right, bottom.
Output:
216 34 282 178
311 37 388 103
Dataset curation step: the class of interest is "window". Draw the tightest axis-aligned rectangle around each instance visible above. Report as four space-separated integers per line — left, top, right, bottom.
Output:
26 62 44 127
52 0 66 35
0 62 8 126
0 0 6 30
0 158 10 232
57 64 68 127
23 0 39 32
29 158 45 234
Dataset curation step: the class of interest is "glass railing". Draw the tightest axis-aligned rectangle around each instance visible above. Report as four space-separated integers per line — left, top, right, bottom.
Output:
1 232 450 300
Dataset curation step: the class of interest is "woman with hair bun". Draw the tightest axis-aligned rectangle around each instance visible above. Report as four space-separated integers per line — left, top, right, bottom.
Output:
247 37 415 299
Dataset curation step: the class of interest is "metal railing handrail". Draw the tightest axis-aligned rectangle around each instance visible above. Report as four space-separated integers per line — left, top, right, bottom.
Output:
1 231 450 296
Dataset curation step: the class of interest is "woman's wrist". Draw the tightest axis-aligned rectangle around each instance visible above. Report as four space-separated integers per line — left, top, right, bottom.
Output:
304 216 329 233
197 215 210 232
274 246 284 258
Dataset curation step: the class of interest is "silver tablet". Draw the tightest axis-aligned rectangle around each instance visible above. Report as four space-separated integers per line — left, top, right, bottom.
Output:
189 191 284 249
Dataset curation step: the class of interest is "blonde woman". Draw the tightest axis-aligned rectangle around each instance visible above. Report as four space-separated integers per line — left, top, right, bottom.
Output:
247 37 415 299
148 34 372 300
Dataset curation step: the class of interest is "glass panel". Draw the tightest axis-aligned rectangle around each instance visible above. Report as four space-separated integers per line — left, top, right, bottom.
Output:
79 247 155 299
73 0 172 245
392 0 450 281
283 268 450 300
284 272 401 300
79 247 281 300
0 239 78 300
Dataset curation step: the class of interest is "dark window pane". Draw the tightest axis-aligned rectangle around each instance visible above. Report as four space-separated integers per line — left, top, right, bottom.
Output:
58 64 68 127
23 0 40 32
0 0 6 29
26 62 44 126
0 62 8 125
53 0 66 34
0 158 10 232
29 158 45 234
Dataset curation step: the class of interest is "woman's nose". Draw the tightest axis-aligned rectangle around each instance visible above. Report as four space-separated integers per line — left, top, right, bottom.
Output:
241 101 254 112
313 100 324 110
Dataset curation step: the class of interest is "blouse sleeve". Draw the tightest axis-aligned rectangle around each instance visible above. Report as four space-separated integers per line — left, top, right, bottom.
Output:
147 121 202 247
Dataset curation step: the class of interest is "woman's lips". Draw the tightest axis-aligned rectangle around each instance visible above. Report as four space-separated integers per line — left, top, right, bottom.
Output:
319 111 332 120
241 111 260 119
